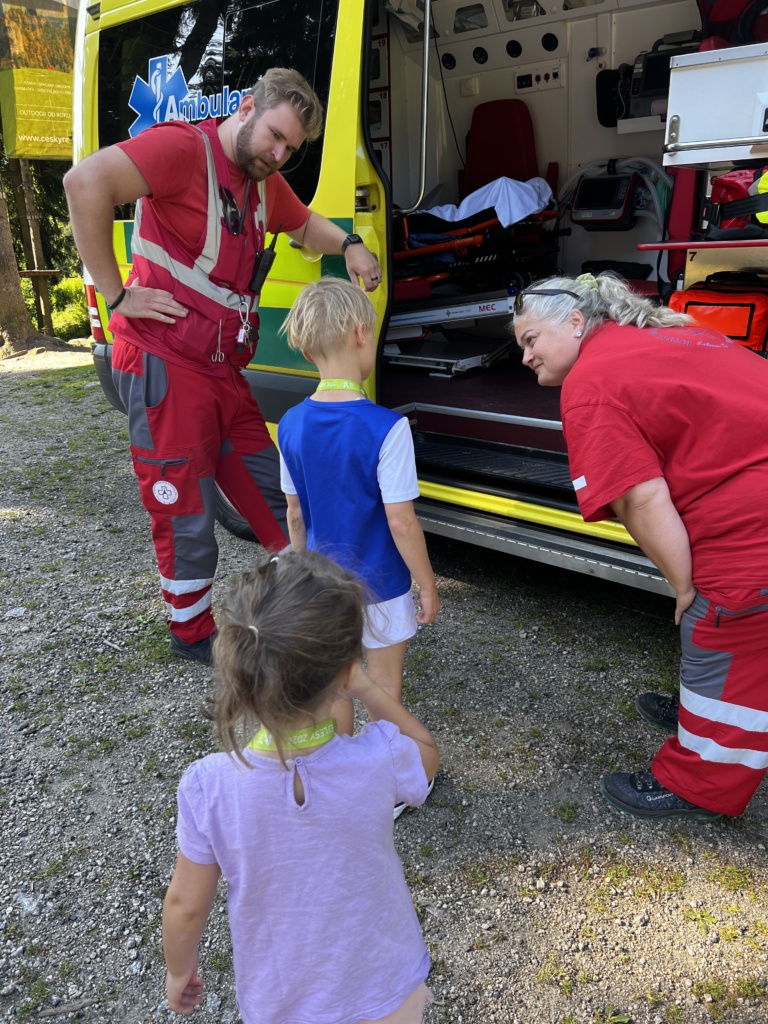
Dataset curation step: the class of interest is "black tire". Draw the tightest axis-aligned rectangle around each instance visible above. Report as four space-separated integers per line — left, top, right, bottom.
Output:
214 485 258 542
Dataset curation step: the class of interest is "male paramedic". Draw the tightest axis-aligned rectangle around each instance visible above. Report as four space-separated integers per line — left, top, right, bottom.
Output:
64 68 381 666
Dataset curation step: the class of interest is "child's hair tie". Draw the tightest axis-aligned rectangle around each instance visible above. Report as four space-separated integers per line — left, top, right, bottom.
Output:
575 272 599 292
248 625 259 639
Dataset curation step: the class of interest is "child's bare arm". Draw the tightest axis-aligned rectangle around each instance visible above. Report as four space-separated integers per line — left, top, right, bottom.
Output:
285 493 307 551
162 853 221 1014
384 500 440 623
344 662 440 780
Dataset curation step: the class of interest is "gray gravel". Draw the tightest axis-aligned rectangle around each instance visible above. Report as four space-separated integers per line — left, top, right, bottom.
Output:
1 349 767 1024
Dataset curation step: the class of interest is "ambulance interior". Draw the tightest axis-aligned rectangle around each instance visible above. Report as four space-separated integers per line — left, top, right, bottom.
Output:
369 0 701 508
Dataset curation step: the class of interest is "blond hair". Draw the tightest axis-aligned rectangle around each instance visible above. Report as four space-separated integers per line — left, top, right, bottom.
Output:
281 277 377 362
248 68 324 142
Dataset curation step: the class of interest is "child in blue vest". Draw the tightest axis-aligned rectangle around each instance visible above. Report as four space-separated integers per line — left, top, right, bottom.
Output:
278 279 440 763
162 550 439 1023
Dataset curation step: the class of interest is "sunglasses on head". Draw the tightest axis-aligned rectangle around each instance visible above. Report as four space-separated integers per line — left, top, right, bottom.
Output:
514 288 579 315
220 181 252 237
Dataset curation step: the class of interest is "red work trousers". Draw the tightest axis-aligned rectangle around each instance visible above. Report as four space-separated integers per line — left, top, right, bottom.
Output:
652 586 768 817
112 339 287 642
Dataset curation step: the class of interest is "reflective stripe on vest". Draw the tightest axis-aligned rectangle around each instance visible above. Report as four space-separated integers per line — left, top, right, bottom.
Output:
131 125 266 313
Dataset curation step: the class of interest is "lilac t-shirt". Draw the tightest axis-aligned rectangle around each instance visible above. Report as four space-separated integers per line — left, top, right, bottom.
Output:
176 720 430 1024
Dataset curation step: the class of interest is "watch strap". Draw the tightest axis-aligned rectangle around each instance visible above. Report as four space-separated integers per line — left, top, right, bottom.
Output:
341 234 363 255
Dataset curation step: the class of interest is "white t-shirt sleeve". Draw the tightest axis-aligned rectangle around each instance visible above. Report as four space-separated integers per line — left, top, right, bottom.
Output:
279 452 297 495
377 417 419 504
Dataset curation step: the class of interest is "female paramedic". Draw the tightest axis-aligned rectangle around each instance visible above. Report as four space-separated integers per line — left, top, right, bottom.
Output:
512 271 768 822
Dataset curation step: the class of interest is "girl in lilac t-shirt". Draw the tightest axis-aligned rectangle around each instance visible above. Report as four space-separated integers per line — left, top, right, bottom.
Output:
162 550 439 1024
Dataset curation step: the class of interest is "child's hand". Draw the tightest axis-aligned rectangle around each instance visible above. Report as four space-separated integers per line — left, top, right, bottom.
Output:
416 584 440 625
166 969 204 1014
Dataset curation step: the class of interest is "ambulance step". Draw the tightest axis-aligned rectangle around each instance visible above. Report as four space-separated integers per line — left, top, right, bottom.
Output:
413 432 574 499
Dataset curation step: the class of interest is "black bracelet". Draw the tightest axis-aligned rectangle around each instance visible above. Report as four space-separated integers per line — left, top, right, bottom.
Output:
107 287 127 313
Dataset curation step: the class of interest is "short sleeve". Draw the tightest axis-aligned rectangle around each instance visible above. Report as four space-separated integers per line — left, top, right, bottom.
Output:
563 403 663 522
370 719 429 808
265 173 310 234
279 452 297 495
117 122 206 202
377 418 420 504
176 763 218 865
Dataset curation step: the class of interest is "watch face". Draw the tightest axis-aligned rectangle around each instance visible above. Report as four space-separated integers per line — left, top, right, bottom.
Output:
342 233 363 253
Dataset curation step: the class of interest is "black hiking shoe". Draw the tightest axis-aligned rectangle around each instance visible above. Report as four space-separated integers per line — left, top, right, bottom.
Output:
170 632 216 666
636 691 679 734
600 769 721 821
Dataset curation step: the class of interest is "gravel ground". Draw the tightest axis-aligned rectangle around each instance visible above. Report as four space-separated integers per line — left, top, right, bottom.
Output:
1 348 767 1024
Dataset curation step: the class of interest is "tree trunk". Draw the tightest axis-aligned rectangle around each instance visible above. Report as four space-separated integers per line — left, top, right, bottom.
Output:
0 180 49 359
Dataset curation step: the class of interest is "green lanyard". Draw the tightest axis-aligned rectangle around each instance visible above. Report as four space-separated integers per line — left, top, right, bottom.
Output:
248 718 337 752
316 378 366 397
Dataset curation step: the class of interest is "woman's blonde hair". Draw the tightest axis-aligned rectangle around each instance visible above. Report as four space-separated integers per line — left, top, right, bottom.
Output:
248 68 324 142
210 550 364 767
280 277 377 362
512 272 691 338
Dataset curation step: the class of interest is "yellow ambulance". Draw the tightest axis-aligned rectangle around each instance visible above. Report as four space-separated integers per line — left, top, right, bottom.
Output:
75 0 715 595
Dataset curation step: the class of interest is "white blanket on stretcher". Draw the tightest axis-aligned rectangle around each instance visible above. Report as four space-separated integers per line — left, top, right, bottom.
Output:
421 176 553 228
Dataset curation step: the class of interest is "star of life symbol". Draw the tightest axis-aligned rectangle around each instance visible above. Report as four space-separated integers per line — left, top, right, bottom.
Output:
153 480 179 505
128 56 191 137
127 56 245 138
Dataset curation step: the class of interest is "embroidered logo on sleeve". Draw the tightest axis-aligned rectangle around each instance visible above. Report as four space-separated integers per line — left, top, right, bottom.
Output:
572 475 587 491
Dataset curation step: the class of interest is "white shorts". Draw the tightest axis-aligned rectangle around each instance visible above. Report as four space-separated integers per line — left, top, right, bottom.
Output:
363 591 417 649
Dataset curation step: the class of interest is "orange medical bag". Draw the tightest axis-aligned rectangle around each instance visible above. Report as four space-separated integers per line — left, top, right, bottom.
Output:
668 272 768 355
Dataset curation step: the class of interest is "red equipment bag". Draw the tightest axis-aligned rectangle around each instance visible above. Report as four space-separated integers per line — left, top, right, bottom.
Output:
668 271 768 354
707 166 768 229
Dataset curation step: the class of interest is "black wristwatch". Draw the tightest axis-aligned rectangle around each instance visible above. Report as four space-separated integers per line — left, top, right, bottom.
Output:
341 233 364 255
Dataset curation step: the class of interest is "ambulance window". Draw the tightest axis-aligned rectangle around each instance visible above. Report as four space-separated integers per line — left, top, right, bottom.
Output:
97 0 339 205
222 1 338 203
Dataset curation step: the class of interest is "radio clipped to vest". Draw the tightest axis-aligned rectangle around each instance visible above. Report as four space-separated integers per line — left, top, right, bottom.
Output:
250 223 282 293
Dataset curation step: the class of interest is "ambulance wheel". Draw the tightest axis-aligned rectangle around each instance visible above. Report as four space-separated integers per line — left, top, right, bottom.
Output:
214 486 257 542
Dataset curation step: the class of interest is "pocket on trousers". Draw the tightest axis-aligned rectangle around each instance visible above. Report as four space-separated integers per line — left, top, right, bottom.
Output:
132 453 204 516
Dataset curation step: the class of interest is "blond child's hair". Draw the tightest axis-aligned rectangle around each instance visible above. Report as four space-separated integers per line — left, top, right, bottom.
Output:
280 278 376 362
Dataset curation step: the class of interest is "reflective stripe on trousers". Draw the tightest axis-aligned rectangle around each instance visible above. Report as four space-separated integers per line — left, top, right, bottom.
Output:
652 587 768 816
112 338 287 642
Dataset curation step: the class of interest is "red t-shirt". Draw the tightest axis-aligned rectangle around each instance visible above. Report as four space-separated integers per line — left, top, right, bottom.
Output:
561 322 768 587
116 120 309 246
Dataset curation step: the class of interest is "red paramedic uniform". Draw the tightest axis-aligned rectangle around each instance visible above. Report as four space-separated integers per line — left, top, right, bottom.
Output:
561 322 768 816
109 118 308 644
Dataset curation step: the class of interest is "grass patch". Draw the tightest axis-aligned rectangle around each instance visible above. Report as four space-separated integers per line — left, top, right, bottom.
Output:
209 951 232 973
551 800 579 824
706 862 753 893
683 907 717 935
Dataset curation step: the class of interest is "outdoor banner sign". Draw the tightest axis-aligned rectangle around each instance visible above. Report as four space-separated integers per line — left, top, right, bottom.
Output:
0 0 77 159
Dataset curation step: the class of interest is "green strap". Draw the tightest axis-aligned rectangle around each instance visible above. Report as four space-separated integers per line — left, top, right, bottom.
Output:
316 378 366 396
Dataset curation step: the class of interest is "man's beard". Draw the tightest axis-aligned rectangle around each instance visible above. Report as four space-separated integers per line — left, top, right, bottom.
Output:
234 129 276 182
